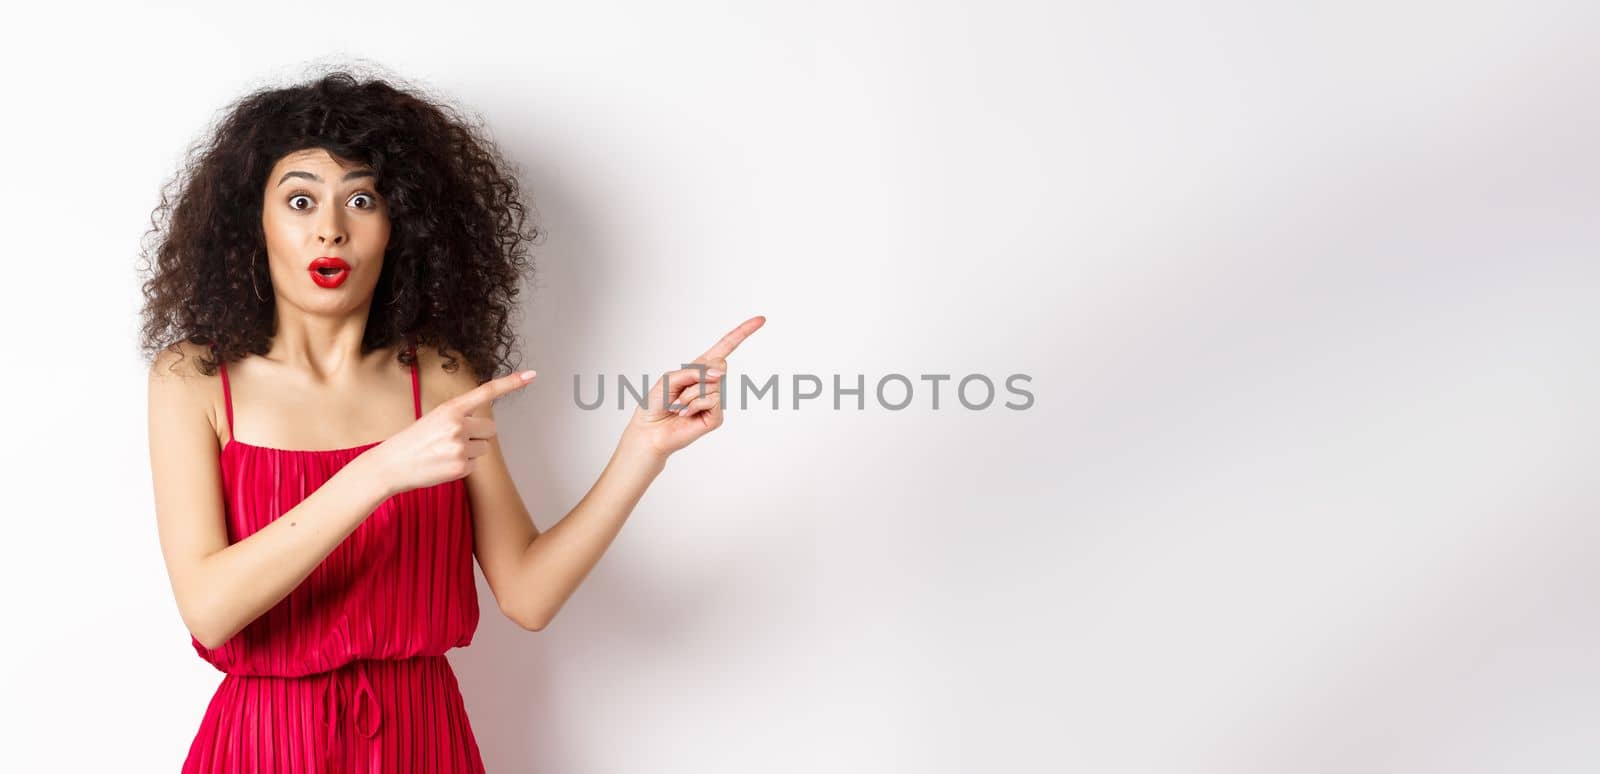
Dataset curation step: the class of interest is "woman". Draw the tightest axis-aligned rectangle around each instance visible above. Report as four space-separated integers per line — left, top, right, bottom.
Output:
139 68 763 772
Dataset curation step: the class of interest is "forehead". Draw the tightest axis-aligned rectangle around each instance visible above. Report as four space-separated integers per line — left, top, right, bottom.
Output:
269 148 370 176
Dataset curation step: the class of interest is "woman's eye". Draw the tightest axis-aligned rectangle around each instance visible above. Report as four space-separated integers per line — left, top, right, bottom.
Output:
350 193 375 209
288 194 313 210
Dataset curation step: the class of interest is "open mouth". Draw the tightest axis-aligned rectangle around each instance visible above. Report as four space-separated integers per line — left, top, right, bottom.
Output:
308 258 352 288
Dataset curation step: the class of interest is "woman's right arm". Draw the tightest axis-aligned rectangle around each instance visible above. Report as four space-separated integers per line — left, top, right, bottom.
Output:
147 345 397 650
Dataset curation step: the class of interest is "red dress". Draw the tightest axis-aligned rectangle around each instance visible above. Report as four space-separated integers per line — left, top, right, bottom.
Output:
183 341 485 773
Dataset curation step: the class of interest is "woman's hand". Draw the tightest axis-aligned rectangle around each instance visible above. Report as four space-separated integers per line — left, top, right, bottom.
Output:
623 315 765 461
364 368 539 496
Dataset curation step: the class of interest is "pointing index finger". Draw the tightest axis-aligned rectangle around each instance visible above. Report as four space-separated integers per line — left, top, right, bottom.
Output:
696 315 766 363
449 369 537 414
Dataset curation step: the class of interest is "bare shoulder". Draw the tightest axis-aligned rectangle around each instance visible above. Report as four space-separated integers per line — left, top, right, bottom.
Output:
413 343 487 412
148 339 219 410
147 339 224 447
148 339 217 381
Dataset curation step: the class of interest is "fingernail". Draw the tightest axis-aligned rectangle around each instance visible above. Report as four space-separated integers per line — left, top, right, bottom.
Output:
520 370 537 380
706 368 724 377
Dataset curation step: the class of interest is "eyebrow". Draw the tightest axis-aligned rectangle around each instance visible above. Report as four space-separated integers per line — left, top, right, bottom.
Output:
276 169 377 187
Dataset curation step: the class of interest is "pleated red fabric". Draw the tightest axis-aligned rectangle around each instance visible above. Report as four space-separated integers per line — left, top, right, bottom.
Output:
182 340 485 773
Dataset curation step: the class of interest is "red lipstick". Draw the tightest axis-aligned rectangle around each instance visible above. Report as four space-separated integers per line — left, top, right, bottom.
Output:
308 257 351 289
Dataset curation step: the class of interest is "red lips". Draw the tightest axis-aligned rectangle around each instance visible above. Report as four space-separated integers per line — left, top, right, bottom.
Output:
308 257 350 289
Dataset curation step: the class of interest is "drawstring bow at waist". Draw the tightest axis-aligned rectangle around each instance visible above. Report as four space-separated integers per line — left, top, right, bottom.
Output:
317 660 383 765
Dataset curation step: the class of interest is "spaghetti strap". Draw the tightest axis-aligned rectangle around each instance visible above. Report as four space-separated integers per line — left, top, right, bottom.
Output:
216 345 235 440
408 338 422 419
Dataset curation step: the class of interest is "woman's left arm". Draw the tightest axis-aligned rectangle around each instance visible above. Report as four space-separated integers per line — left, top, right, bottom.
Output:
463 315 765 631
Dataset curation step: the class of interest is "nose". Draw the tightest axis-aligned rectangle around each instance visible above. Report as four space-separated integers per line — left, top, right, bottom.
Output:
316 208 347 246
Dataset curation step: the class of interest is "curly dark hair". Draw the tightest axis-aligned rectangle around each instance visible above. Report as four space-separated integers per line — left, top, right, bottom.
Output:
137 65 541 382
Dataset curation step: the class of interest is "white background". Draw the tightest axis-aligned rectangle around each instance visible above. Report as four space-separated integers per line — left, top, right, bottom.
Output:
2 1 1598 772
